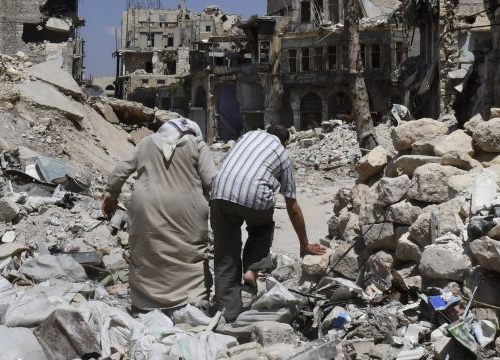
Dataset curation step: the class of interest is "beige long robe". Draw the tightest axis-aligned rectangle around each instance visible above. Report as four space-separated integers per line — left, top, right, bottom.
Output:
106 135 216 310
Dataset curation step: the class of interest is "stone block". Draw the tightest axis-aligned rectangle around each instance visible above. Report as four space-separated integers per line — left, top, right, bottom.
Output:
251 321 299 347
394 155 442 177
385 200 424 226
473 118 500 153
34 309 100 360
395 232 422 263
362 222 396 251
301 248 333 276
356 146 391 183
469 237 500 273
408 163 466 203
0 198 20 223
419 242 472 281
434 130 474 157
376 175 411 206
464 113 484 134
391 118 448 151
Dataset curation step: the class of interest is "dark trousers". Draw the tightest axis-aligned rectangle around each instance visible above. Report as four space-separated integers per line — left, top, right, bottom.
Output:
210 199 275 321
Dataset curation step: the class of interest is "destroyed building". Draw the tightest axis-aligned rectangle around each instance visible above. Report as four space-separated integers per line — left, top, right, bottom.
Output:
114 0 241 116
397 0 491 123
187 0 414 142
0 0 85 84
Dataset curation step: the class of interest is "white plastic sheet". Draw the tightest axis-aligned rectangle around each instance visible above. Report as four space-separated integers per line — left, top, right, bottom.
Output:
79 300 144 358
473 320 496 347
235 277 300 324
0 325 48 360
171 304 212 326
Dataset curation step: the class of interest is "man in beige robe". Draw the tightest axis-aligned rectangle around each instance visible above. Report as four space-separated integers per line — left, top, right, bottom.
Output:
102 118 216 310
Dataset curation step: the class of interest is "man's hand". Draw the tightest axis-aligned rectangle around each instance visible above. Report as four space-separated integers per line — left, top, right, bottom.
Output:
102 197 118 219
301 243 327 257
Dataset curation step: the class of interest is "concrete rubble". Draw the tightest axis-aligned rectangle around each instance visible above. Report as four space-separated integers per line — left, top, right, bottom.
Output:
3 40 500 359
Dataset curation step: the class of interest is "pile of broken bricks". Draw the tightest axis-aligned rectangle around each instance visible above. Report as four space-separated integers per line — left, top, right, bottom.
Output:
301 112 500 359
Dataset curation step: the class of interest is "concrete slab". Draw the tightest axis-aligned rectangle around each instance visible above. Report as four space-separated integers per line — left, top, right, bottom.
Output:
26 62 83 98
16 81 84 121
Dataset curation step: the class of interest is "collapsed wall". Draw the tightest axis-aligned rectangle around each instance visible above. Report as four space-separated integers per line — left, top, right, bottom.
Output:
0 0 84 83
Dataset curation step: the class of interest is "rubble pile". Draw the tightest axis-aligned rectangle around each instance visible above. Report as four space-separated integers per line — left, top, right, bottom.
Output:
287 120 362 175
314 113 500 358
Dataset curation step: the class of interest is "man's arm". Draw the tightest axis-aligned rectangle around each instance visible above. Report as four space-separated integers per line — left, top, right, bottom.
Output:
285 197 326 257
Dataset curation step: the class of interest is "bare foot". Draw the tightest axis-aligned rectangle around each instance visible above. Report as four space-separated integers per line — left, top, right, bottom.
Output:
243 270 258 288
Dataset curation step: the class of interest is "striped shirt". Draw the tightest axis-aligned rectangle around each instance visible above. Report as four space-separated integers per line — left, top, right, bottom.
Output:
211 130 296 210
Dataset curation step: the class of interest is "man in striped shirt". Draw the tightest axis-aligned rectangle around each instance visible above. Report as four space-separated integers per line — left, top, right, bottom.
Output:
210 125 326 321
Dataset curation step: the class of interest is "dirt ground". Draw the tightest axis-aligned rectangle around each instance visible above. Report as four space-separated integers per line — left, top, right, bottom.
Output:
272 176 355 257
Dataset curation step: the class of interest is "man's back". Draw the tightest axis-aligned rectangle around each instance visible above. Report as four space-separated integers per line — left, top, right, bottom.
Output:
211 130 295 210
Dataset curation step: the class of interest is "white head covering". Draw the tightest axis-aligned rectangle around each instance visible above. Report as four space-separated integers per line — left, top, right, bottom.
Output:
151 118 203 162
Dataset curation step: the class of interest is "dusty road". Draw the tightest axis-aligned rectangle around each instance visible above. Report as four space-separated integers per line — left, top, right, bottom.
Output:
272 177 355 257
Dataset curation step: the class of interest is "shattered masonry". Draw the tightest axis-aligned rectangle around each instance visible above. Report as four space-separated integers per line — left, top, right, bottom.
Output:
0 0 85 84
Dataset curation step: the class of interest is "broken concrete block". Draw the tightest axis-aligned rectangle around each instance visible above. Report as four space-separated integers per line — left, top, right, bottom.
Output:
34 309 100 360
155 110 183 124
365 251 394 286
20 254 88 283
469 237 500 273
1 230 16 243
261 343 298 360
429 198 465 241
464 114 484 135
441 151 482 170
103 252 127 272
0 197 20 223
434 130 474 157
99 97 155 124
491 108 500 118
331 243 359 280
15 51 29 62
411 137 440 156
128 127 153 145
352 183 385 225
356 146 390 183
385 199 424 225
395 232 422 263
301 248 333 276
251 321 299 347
409 208 434 247
362 222 396 251
15 81 84 121
391 118 449 151
419 243 472 281
93 102 120 124
26 62 83 98
376 175 411 206
45 18 72 32
394 155 442 177
408 163 466 203
333 188 352 216
473 118 500 153
228 342 263 357
338 212 361 241
433 336 453 360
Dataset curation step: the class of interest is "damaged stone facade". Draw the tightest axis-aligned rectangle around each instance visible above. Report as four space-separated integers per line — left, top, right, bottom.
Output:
0 0 85 84
115 1 241 114
398 0 491 122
